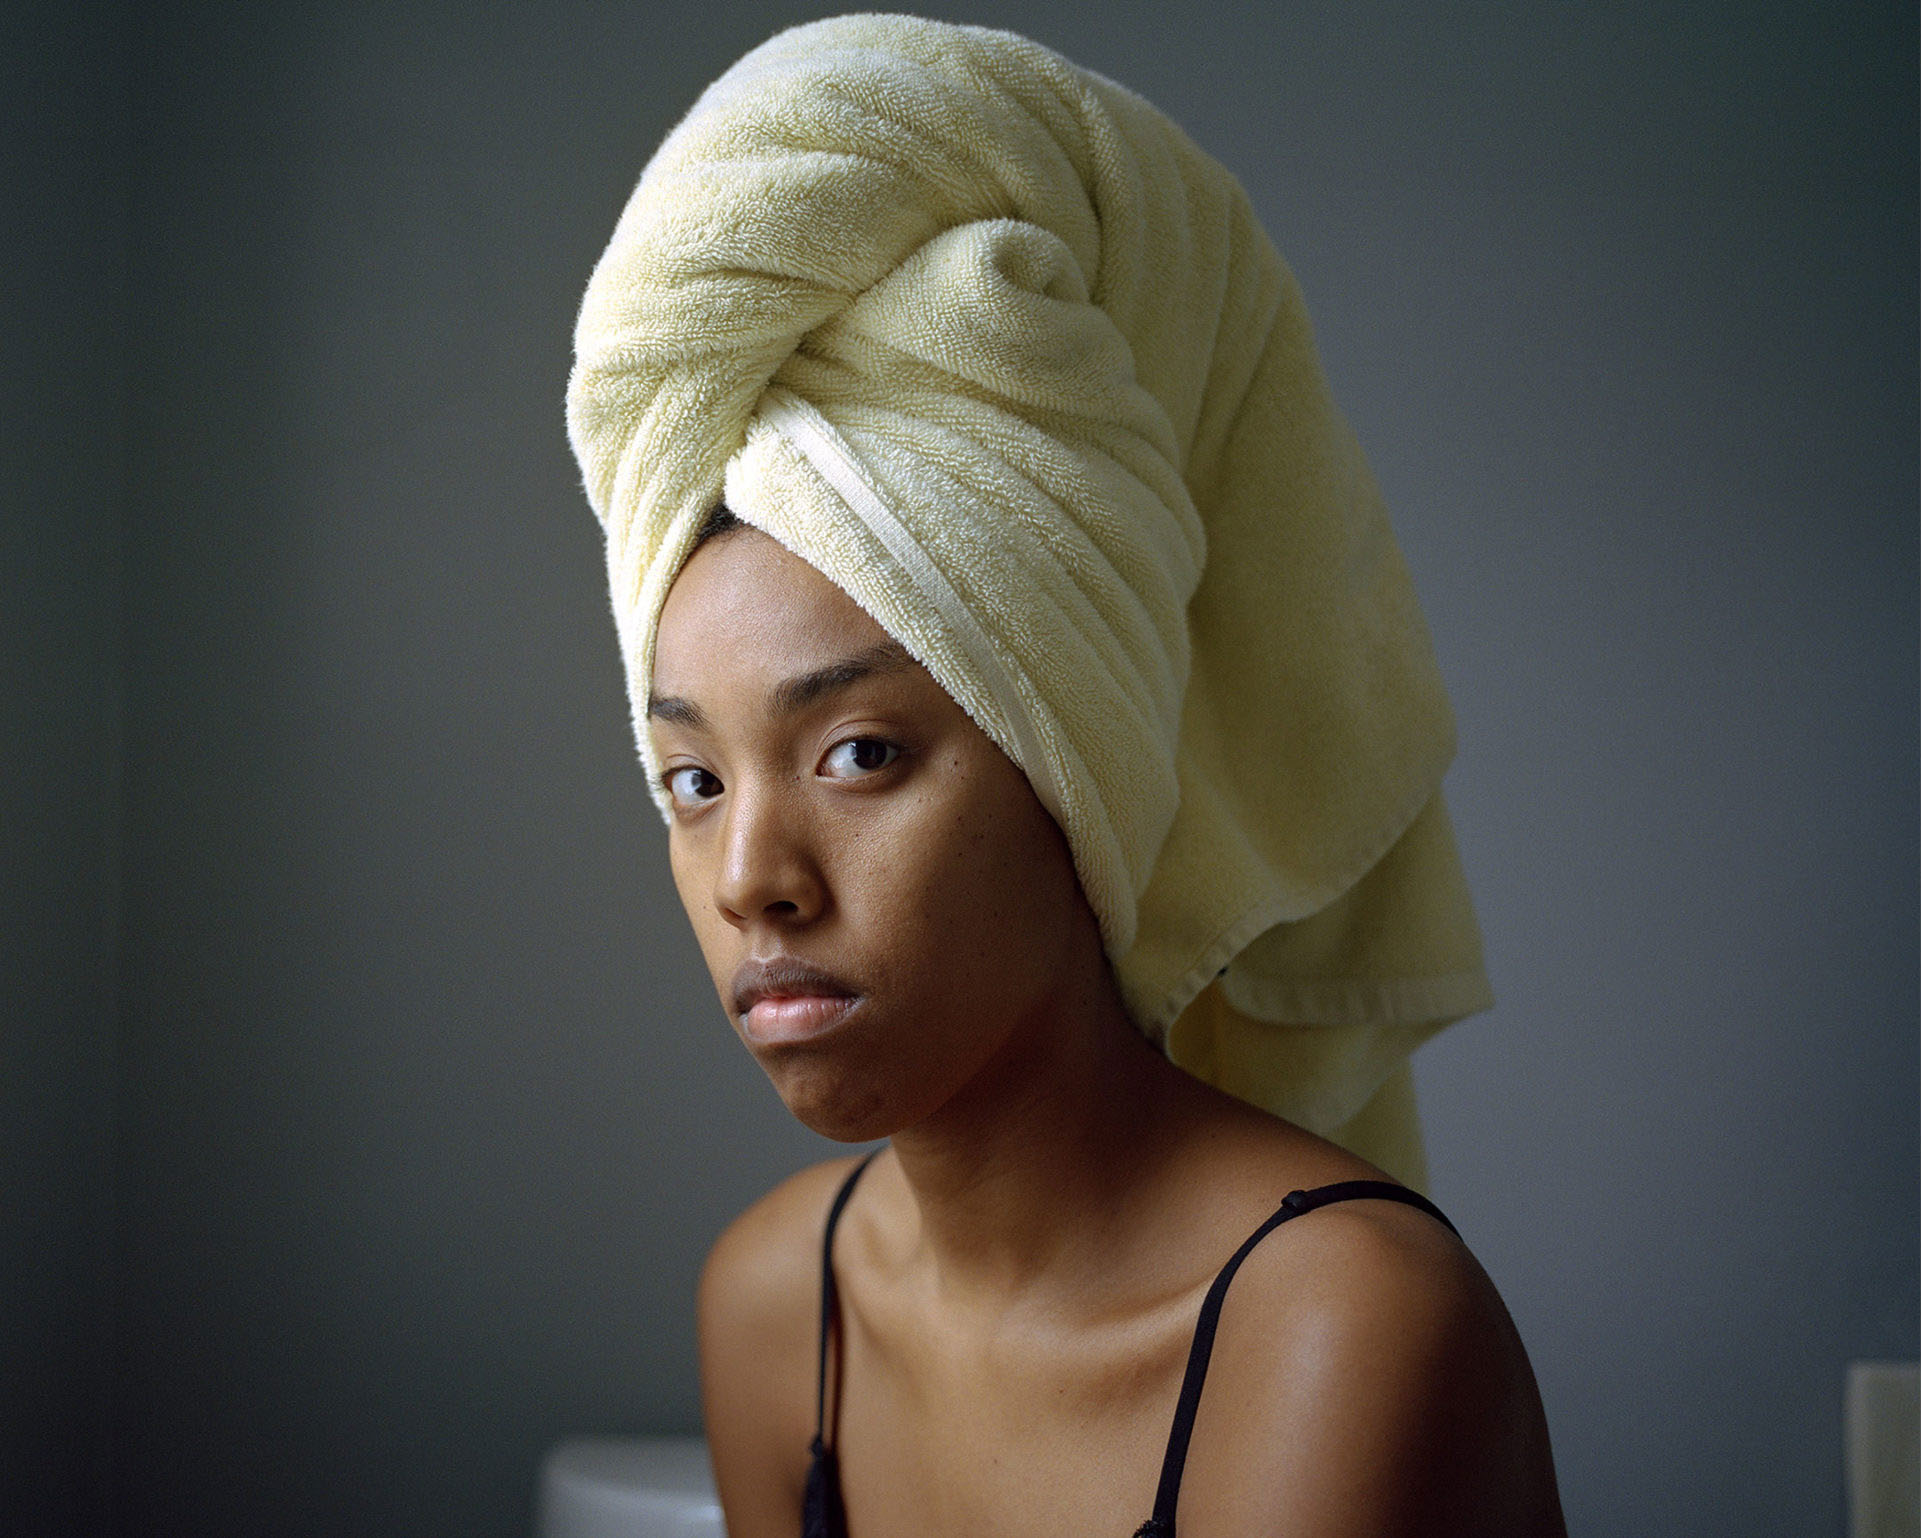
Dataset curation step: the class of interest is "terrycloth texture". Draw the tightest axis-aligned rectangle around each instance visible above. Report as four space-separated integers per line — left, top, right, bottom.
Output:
566 13 1492 1178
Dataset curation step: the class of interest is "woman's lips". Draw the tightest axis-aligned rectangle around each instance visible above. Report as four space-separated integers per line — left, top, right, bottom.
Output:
732 955 861 1045
741 992 860 1045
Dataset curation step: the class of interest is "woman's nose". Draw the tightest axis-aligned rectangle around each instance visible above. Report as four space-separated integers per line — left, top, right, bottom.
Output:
711 784 826 929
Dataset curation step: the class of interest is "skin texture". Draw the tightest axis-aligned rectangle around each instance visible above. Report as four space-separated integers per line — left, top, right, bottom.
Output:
649 525 1568 1537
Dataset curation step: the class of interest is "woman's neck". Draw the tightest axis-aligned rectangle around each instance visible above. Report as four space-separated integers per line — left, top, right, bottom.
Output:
881 948 1215 1309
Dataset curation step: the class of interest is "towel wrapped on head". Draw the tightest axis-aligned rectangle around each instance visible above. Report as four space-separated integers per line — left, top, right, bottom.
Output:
567 12 1492 1189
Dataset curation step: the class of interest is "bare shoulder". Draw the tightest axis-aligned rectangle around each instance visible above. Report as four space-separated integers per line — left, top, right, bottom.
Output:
698 1152 870 1372
696 1154 872 1538
1178 1192 1566 1537
699 1153 866 1329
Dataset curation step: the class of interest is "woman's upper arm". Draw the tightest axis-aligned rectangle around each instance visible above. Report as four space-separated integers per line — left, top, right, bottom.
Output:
1178 1205 1565 1537
696 1160 856 1538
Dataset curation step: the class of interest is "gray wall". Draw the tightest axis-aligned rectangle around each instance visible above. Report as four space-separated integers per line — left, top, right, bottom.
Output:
5 2 1913 1535
3 3 127 1535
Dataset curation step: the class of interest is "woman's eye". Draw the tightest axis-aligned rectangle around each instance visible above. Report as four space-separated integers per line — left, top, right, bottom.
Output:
664 765 721 805
821 738 900 778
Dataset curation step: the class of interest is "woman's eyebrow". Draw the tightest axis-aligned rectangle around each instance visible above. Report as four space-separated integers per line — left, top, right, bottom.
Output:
646 640 914 730
644 692 707 730
769 640 914 718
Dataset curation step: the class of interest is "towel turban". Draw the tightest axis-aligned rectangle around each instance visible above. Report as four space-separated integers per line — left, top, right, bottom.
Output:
566 12 1492 1186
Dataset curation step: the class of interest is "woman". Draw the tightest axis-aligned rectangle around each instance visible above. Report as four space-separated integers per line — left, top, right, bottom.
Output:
568 14 1566 1535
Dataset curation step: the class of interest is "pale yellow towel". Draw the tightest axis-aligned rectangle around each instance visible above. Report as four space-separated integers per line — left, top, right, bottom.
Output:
567 13 1492 1185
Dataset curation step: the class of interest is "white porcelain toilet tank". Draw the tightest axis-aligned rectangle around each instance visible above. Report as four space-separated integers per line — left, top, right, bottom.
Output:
537 1436 725 1538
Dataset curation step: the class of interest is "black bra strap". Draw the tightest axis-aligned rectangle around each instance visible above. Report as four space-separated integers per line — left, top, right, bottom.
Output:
1136 1180 1458 1537
813 1150 882 1449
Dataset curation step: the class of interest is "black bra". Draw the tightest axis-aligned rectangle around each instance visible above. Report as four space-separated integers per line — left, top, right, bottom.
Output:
800 1150 1458 1537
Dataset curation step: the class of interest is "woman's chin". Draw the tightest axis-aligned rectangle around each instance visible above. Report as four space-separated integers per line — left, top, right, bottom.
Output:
786 1099 903 1145
758 1057 903 1144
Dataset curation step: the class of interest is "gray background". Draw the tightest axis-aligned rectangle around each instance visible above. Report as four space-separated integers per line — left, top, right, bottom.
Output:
7 1 1914 1534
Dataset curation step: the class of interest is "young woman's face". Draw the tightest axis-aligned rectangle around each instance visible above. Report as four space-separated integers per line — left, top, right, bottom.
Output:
648 525 1098 1141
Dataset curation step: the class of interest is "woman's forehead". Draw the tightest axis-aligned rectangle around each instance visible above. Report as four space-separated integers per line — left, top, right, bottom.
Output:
651 526 917 709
